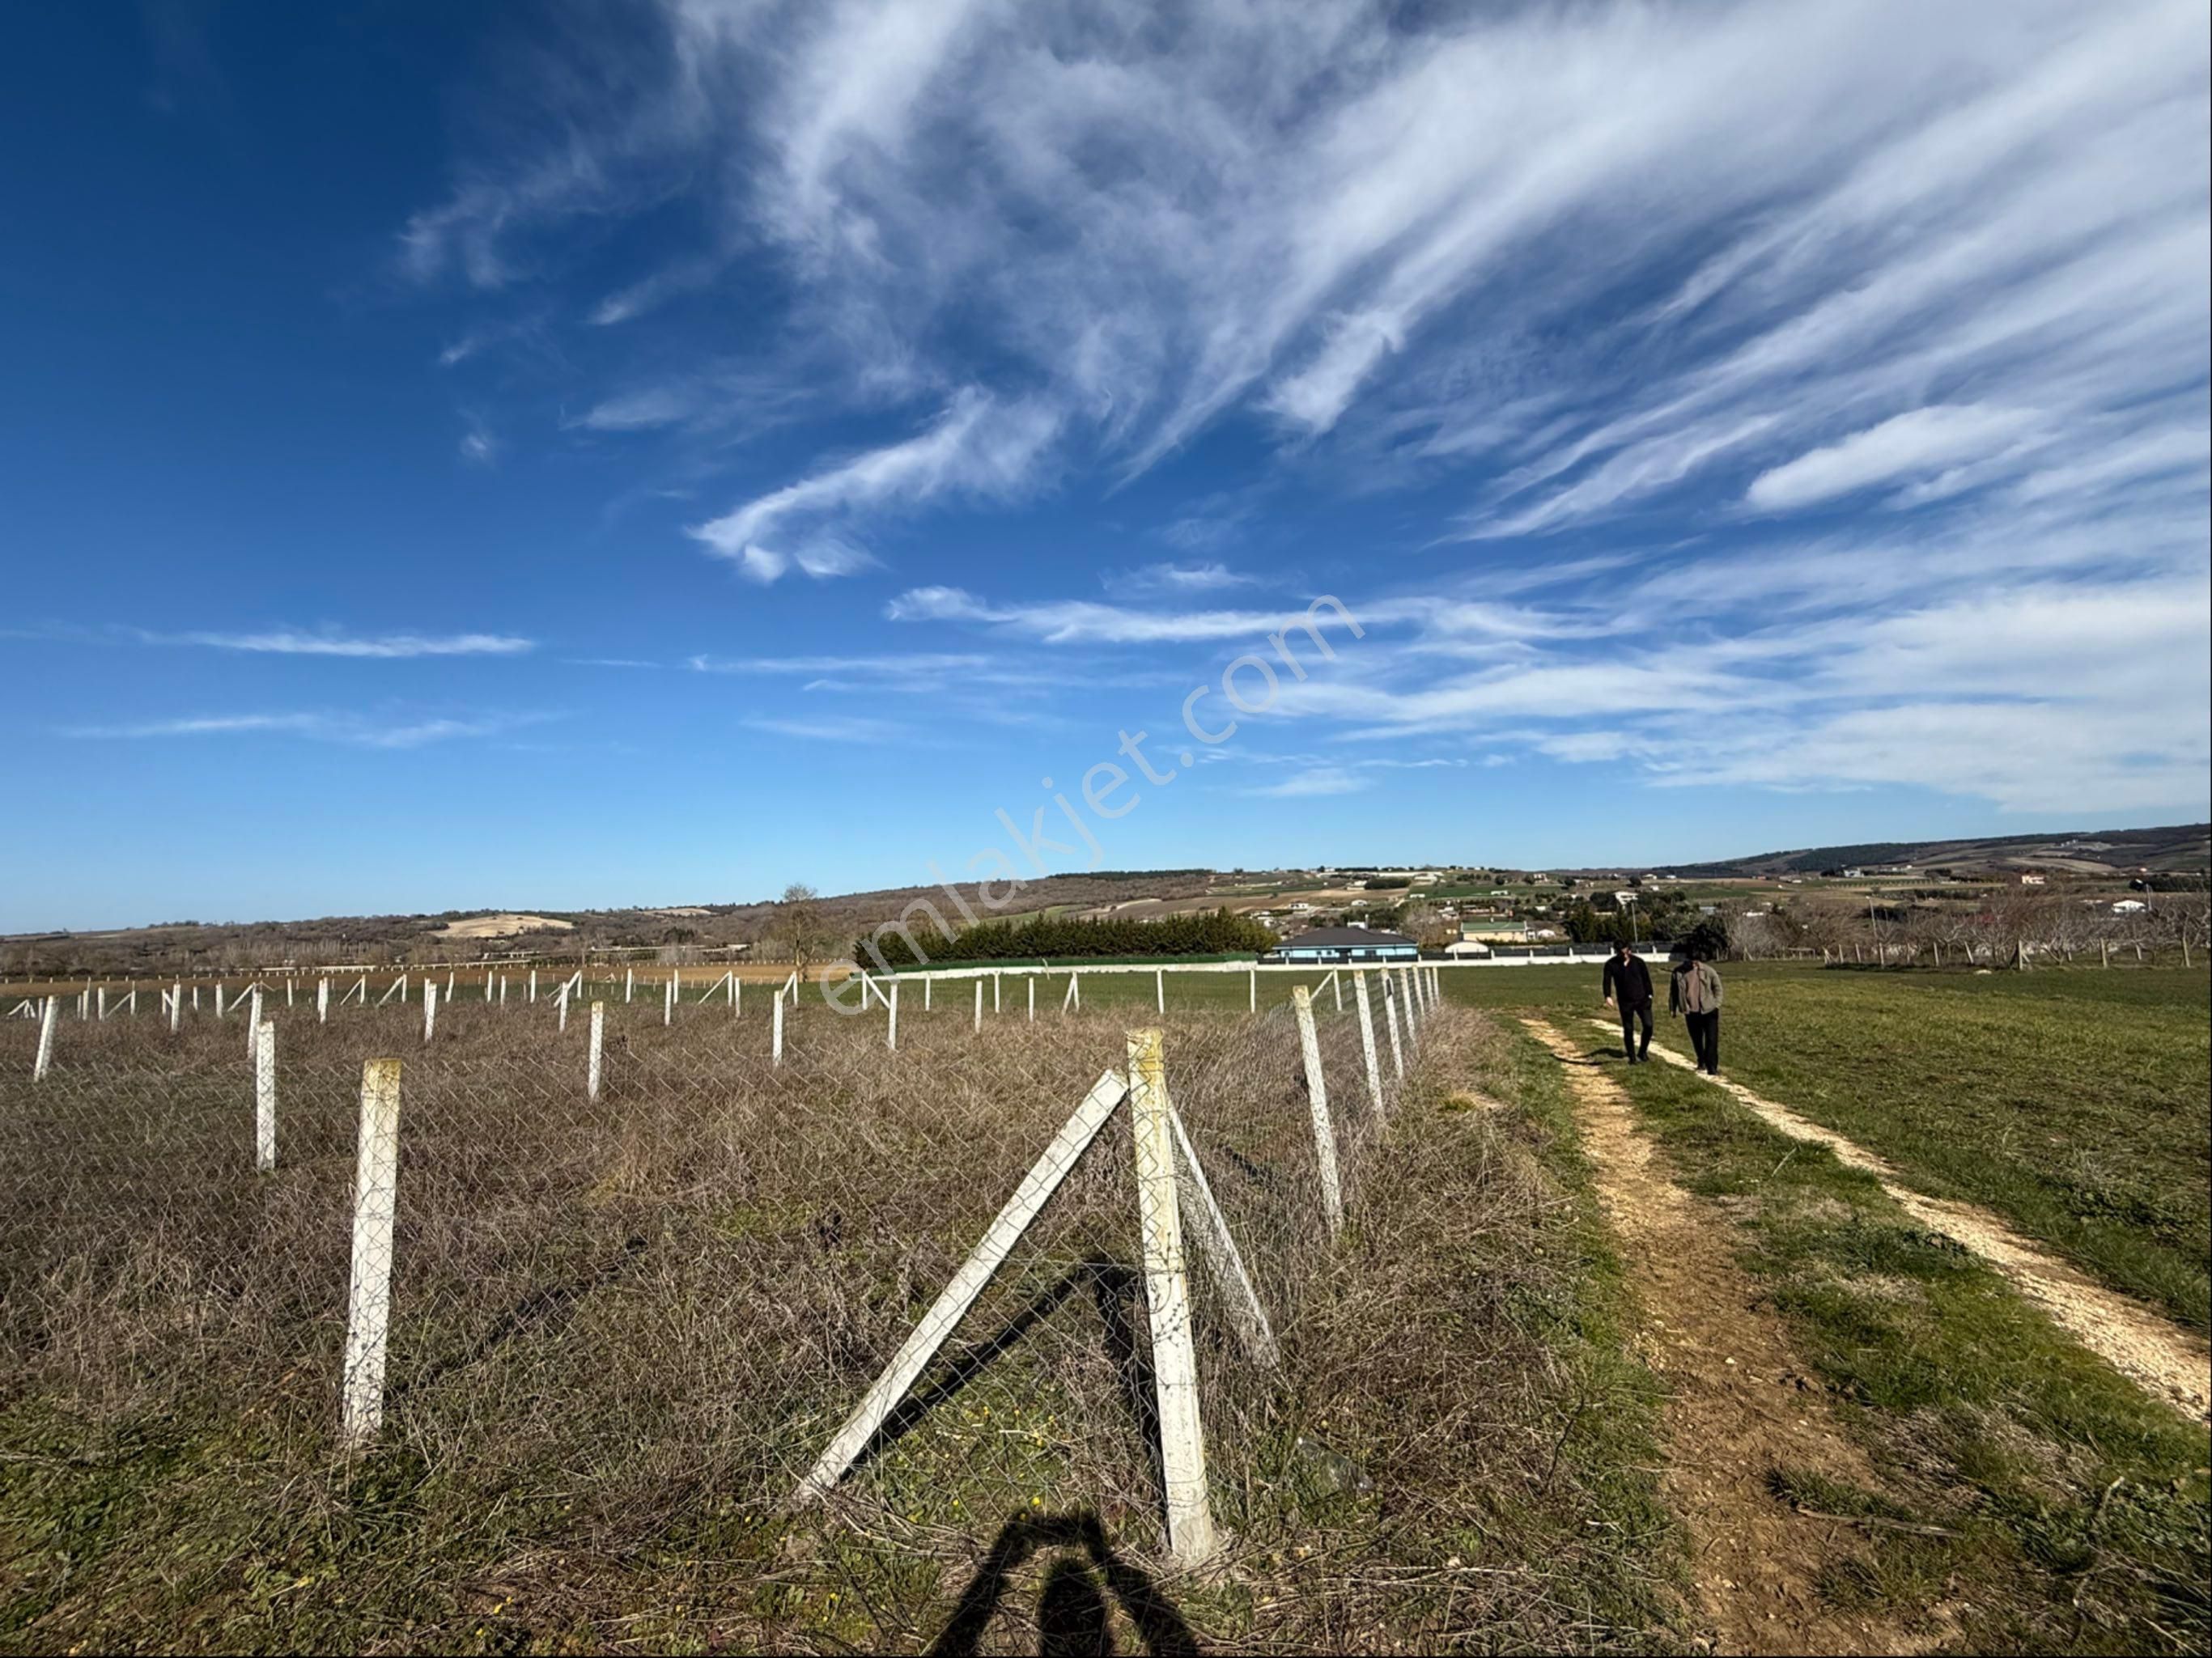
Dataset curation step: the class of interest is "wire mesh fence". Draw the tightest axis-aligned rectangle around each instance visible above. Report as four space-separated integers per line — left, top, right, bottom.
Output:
1 966 1450 1614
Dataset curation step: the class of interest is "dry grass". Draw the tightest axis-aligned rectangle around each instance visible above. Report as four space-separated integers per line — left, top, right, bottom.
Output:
0 995 1676 1652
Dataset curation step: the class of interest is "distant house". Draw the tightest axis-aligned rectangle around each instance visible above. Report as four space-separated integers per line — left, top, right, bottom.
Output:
1267 926 1420 965
1460 918 1531 943
1613 890 1638 906
2015 871 2048 886
2112 899 2148 914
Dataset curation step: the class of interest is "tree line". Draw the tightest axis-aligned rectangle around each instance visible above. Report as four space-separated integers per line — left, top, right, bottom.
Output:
858 907 1278 969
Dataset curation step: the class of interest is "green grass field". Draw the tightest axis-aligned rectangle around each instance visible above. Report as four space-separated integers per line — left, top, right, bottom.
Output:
1441 962 2212 1332
1592 1047 2210 1652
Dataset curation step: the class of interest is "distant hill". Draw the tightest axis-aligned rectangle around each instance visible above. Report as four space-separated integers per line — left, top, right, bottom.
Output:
1666 823 2210 879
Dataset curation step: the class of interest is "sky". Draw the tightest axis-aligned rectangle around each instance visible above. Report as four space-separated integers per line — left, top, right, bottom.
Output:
3 0 2207 933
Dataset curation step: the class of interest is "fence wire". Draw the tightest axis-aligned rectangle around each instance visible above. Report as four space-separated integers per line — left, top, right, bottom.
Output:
0 969 1444 1588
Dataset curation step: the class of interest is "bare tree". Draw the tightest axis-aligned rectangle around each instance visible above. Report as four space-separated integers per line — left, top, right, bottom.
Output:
769 883 838 974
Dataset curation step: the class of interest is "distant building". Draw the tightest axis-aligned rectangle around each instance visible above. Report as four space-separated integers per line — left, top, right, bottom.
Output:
2015 871 2048 886
1267 927 1420 965
1460 918 1531 943
2112 899 2147 914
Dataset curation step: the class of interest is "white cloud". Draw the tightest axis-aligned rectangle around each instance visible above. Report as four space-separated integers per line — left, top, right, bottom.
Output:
741 714 908 743
1744 405 2040 511
133 627 536 658
689 390 1059 581
1248 767 1368 798
1106 562 1261 595
64 711 541 748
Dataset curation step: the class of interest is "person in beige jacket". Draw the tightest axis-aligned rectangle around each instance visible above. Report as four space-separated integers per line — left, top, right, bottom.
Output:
1668 949 1724 1075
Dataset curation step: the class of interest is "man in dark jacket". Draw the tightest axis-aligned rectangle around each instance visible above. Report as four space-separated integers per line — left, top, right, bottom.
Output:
1601 939 1653 1062
1670 949 1725 1075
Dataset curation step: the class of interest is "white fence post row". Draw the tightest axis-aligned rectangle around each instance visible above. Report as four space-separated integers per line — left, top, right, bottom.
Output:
1352 973 1385 1117
772 991 785 1066
1291 987 1344 1236
422 981 438 1045
1127 1027 1219 1566
792 1066 1131 1506
1382 974 1405 1082
339 1058 403 1452
254 1020 278 1172
588 1002 605 1099
34 996 58 1082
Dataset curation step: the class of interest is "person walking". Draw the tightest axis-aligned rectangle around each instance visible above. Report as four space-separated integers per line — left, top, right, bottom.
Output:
1602 939 1654 1062
1670 948 1725 1075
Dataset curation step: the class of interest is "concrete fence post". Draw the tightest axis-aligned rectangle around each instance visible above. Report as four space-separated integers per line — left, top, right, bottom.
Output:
422 981 438 1045
171 981 185 1035
34 996 58 1082
1028 976 1035 1022
1155 968 1165 1014
588 1001 605 1098
254 1019 278 1172
246 987 262 1058
1352 973 1384 1117
1248 968 1256 1013
339 1058 403 1451
1291 988 1344 1235
888 980 899 1051
772 990 785 1066
974 978 983 1033
1382 975 1405 1081
1127 1028 1219 1566
318 977 329 1024
663 975 674 1028
215 980 226 1020
625 968 635 1003
529 969 538 1003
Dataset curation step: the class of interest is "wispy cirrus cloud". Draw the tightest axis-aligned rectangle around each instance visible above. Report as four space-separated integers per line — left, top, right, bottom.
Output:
741 713 910 744
62 710 549 748
1104 561 1263 596
130 625 536 658
688 390 1059 583
1246 767 1368 799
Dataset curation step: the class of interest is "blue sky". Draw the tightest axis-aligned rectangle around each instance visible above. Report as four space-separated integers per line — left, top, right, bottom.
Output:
4 0 2207 932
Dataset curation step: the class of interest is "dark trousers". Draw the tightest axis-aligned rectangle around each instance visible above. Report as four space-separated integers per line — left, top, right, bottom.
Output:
1618 1002 1652 1058
1685 1010 1720 1073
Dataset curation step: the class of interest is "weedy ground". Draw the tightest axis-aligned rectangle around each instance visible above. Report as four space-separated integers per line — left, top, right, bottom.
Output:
0 992 1685 1654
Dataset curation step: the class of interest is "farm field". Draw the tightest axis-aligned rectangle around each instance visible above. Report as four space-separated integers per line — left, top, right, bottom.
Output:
1438 962 2212 1334
0 982 1683 1654
5 961 2206 1654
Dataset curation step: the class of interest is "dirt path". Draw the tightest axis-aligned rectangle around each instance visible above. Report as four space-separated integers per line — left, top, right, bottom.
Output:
1589 1018 2212 1422
1522 1018 1925 1656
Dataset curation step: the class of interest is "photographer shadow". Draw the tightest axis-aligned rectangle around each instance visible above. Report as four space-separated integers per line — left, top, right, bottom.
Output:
927 1509 1198 1657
